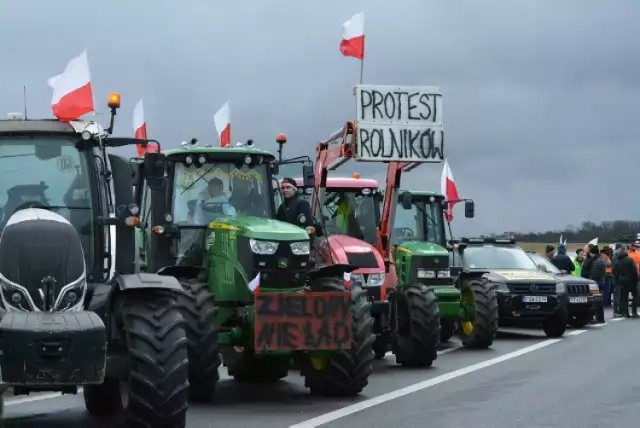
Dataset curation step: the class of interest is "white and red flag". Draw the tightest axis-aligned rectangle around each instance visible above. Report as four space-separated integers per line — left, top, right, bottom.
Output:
340 12 365 60
343 272 352 289
214 101 230 147
248 272 260 295
133 99 149 156
47 50 94 121
441 159 460 222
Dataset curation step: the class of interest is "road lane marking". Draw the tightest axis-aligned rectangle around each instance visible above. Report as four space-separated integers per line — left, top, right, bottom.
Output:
610 317 624 322
289 339 561 428
590 323 607 328
567 330 587 336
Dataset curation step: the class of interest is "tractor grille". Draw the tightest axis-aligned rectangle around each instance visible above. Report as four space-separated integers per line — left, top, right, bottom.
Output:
346 251 379 269
566 283 590 295
237 237 308 290
508 283 556 294
411 255 451 286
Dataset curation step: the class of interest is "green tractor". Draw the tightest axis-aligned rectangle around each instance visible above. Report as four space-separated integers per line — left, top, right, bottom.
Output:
393 191 498 347
134 139 375 400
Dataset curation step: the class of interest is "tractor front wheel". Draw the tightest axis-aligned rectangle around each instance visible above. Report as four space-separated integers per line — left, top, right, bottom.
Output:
301 280 375 396
84 292 189 427
175 278 221 402
392 285 441 367
458 278 498 348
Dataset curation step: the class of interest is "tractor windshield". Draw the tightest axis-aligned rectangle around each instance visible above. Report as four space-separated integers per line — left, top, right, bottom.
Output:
463 246 539 270
0 137 94 265
172 161 271 226
320 188 378 246
393 199 446 247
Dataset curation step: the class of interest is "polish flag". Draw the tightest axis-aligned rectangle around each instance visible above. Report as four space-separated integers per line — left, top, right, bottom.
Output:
214 101 231 147
441 159 460 222
340 12 365 60
47 51 94 121
343 272 352 289
248 272 260 295
133 100 149 156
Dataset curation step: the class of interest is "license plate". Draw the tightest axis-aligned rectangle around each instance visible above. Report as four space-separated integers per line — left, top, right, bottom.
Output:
569 296 588 303
522 295 548 303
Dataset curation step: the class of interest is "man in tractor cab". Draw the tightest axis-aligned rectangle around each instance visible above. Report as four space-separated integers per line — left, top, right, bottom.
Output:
276 177 314 229
193 177 236 223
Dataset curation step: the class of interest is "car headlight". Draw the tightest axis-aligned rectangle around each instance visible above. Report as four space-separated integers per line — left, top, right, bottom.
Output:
367 272 385 287
417 269 436 279
54 276 87 311
350 273 365 285
556 282 565 293
250 239 279 255
437 269 451 279
589 283 600 294
0 276 34 311
290 241 310 256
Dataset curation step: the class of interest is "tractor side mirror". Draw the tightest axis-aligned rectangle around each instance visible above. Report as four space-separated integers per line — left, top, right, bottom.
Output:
143 152 166 180
302 164 314 188
400 191 413 210
130 160 141 183
465 200 475 218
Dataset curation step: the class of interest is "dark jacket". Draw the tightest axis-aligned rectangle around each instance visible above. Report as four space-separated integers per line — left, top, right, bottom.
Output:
581 254 594 279
613 251 638 290
276 195 313 228
551 253 574 273
589 255 606 285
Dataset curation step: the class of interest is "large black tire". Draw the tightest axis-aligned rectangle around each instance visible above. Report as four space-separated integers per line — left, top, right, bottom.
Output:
440 318 456 342
391 285 440 367
458 278 498 348
543 308 568 337
569 312 590 328
175 278 221 401
301 280 375 396
85 293 189 427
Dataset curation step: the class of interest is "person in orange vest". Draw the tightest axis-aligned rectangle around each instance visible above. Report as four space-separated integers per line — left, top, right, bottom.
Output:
627 243 640 311
601 245 613 307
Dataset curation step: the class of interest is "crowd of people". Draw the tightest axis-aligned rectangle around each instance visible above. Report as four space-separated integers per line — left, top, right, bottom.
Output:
545 242 640 318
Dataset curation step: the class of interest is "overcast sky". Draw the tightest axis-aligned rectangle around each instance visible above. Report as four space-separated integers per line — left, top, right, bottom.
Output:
1 1 638 237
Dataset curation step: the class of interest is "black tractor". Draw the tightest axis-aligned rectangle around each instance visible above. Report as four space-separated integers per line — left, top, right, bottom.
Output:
0 96 189 427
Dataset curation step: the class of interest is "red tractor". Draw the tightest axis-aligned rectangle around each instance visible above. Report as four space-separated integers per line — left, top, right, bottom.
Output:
309 121 441 366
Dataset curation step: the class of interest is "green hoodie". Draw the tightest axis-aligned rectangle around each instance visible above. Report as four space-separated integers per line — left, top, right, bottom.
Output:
572 260 582 277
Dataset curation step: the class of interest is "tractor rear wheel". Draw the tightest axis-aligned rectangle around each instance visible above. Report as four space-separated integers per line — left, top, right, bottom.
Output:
85 292 189 427
175 278 221 402
458 278 498 348
391 285 440 367
301 280 375 396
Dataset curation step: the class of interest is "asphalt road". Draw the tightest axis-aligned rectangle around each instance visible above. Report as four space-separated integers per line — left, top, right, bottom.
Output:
3 308 637 428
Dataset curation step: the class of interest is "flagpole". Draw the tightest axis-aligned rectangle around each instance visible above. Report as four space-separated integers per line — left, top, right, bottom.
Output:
359 58 364 84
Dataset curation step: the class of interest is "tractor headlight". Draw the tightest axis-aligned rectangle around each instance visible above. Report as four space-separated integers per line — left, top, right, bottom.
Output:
54 276 87 311
556 282 566 293
437 269 451 279
367 272 385 287
417 269 436 279
350 273 365 285
250 239 278 255
0 277 33 311
290 241 310 255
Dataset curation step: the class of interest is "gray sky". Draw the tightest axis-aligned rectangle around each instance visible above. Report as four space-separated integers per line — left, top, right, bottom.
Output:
1 1 638 237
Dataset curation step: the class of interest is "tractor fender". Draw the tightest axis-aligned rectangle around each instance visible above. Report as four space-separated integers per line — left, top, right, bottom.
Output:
114 272 182 292
156 265 202 280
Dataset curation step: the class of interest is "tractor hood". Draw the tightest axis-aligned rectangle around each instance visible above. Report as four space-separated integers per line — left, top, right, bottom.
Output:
396 241 449 256
208 216 308 241
327 235 384 271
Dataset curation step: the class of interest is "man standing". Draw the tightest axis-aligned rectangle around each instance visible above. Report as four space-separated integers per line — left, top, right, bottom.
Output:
588 246 606 296
573 249 585 277
551 243 575 273
613 244 639 318
276 177 314 228
627 243 640 311
611 243 623 317
601 246 613 307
